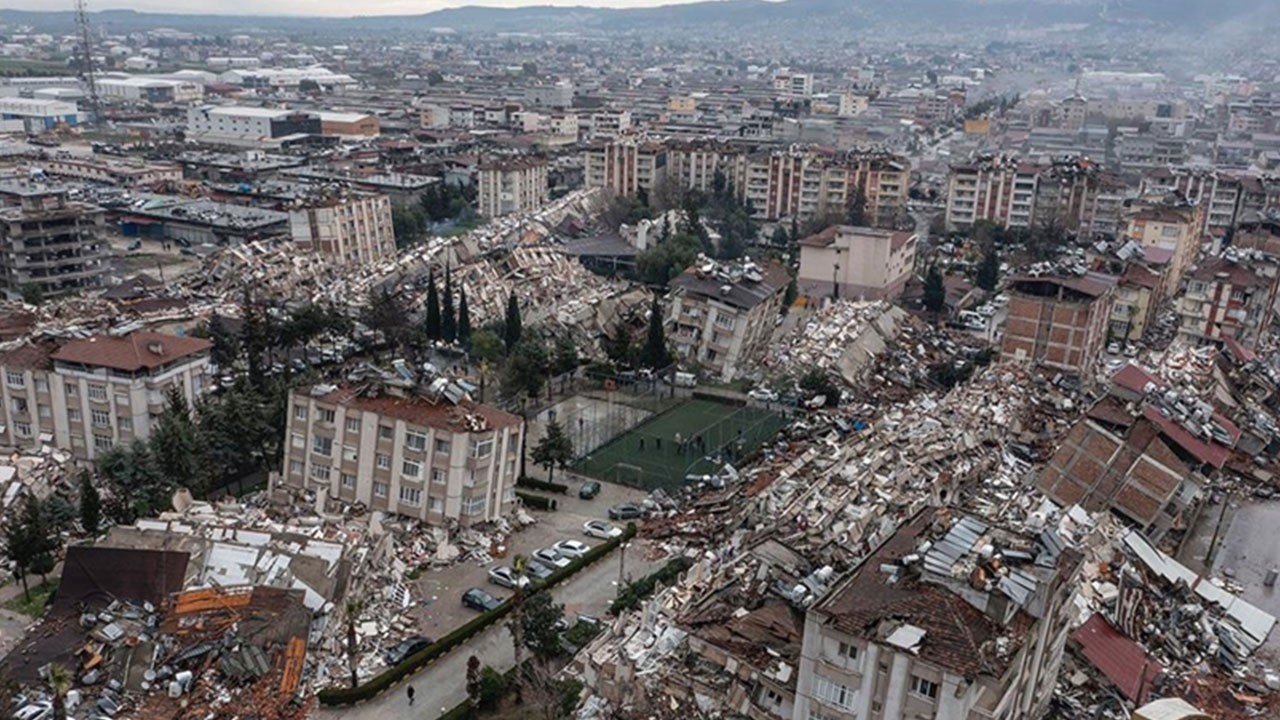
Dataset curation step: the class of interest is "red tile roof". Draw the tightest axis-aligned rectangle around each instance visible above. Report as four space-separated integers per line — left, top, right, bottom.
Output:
312 385 522 433
1142 406 1230 469
50 331 211 372
1112 363 1161 395
1073 613 1162 703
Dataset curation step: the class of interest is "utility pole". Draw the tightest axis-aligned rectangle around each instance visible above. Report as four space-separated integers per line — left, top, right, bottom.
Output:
74 0 102 127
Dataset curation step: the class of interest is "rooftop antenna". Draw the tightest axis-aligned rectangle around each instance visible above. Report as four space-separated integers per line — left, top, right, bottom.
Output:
75 0 102 127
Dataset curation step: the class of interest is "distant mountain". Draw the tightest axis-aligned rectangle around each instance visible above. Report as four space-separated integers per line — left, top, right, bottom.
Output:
0 0 1275 37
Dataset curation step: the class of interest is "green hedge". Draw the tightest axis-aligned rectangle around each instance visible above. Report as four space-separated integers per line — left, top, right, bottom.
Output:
610 556 692 615
516 477 569 494
317 524 637 706
515 491 558 511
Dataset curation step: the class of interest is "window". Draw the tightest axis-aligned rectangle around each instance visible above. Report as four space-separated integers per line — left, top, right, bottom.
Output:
68 408 81 422
318 408 336 423
14 421 32 438
65 381 78 396
471 439 494 458
119 417 132 432
429 498 443 512
294 405 308 421
37 405 50 419
431 468 446 484
310 465 331 482
402 460 422 478
343 445 358 462
93 434 113 451
9 398 27 414
289 460 303 475
312 435 333 456
812 674 855 711
375 454 391 470
291 433 305 449
88 384 107 402
91 409 111 427
5 371 24 387
808 710 840 720
341 473 356 489
405 431 427 451
399 486 423 506
378 425 393 440
910 675 939 701
372 482 388 498
34 378 47 393
435 439 451 454
461 496 487 516
837 642 859 661
345 417 361 433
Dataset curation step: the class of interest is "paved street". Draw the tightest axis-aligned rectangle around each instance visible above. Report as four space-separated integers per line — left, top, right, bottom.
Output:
319 538 659 720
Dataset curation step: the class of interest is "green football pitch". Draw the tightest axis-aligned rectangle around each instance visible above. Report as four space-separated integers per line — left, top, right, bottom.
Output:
573 398 789 491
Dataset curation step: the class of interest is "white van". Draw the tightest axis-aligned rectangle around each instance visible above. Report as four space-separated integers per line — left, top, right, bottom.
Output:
674 371 698 388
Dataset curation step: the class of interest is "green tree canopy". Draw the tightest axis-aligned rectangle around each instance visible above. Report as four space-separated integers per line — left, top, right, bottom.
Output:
531 420 574 483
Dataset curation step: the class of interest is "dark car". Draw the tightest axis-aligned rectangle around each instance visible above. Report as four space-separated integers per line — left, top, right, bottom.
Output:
579 481 602 499
524 559 554 581
462 587 504 612
383 635 433 666
608 502 644 520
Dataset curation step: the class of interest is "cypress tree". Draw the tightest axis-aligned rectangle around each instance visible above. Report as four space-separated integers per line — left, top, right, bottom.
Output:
425 269 441 341
457 286 472 350
442 266 456 343
504 293 522 353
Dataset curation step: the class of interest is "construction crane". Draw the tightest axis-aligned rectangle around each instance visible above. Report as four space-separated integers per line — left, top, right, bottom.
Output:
74 0 102 127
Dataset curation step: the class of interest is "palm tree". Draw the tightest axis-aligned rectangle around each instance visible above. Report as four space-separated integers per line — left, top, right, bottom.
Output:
48 664 70 720
507 554 529 701
344 598 366 688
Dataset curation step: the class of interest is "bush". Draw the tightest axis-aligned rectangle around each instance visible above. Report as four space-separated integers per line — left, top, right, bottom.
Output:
515 491 557 511
479 666 507 710
317 524 637 706
516 477 569 494
610 556 692 614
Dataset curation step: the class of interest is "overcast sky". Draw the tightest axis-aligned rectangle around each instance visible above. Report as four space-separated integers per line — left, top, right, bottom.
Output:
7 0 721 17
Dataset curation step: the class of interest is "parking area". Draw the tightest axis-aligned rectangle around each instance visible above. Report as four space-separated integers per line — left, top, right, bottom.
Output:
401 476 648 643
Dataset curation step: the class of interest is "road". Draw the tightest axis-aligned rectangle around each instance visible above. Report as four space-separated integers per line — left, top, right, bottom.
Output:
318 539 659 720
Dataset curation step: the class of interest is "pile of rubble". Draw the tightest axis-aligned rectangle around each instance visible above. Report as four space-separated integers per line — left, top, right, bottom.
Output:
756 300 904 385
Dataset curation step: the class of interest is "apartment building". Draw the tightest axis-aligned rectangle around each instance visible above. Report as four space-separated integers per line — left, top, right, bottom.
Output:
0 331 212 460
1176 253 1278 349
667 259 790 382
0 183 108 300
1109 264 1163 342
945 158 1040 230
476 157 548 218
945 157 1122 236
1122 200 1204 291
35 157 182 189
583 138 667 197
797 225 917 301
1138 168 1242 235
589 109 632 139
281 383 524 526
793 509 1079 720
1002 272 1118 376
287 193 395 267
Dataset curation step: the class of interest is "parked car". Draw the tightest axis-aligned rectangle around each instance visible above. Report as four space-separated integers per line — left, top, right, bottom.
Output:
524 559 554 580
579 481 602 499
533 547 571 569
462 587 504 612
488 565 532 589
748 387 779 402
609 502 644 520
583 520 623 539
383 635 433 666
553 539 591 559
125 239 142 252
15 702 52 720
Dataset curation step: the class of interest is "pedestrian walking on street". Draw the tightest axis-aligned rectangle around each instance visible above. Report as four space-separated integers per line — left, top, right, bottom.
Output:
407 685 415 706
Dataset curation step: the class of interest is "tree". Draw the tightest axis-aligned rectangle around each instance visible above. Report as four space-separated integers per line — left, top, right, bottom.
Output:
362 287 411 353
3 502 34 600
771 224 789 247
153 386 212 497
553 335 579 376
502 337 549 400
467 655 483 717
426 70 444 86
457 286 472 350
976 247 1000 292
640 295 671 370
521 590 566 660
207 315 239 372
635 233 701 286
239 286 270 389
393 205 425 249
345 598 365 688
20 284 43 306
799 369 841 408
848 183 868 227
522 61 538 77
298 78 320 93
47 664 70 720
478 666 507 711
532 421 574 483
923 264 947 318
507 554 530 701
425 270 442 341
79 474 101 536
471 329 505 365
504 294 523 353
442 267 457 343
783 275 798 314
602 320 638 368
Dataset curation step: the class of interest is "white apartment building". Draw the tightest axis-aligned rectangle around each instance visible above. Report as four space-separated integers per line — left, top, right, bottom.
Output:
282 384 524 526
288 193 396 267
0 331 212 461
667 260 791 381
798 226 917 301
476 158 548 218
589 109 632 139
583 138 667 197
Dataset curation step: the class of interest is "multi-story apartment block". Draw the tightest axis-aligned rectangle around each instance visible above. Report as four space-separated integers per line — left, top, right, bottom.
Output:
1176 252 1279 349
797 225 917 301
1138 167 1243 235
793 508 1080 720
287 193 396 267
0 331 212 460
0 183 109 300
945 157 1040 230
1109 263 1163 342
583 138 668 197
667 259 790 382
1002 272 1118 377
281 382 524 525
589 109 632 140
476 157 549 218
1122 200 1204 292
945 156 1117 234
